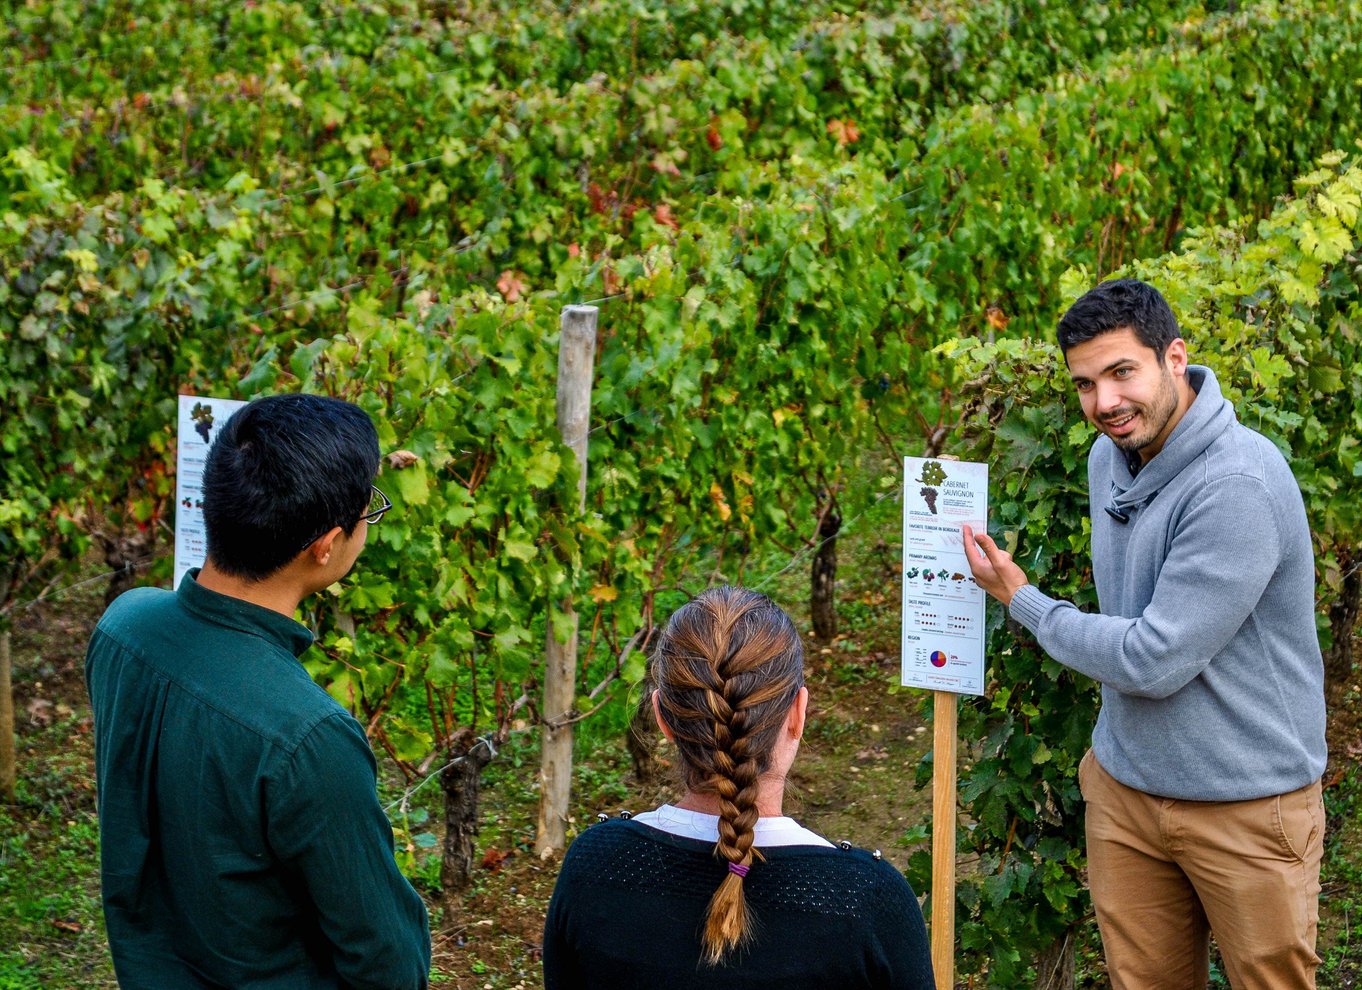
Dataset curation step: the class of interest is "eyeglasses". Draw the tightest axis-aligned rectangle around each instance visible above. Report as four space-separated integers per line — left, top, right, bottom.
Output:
360 485 392 525
297 485 392 552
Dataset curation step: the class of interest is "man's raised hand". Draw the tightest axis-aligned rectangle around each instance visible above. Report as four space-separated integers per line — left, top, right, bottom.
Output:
962 524 1030 607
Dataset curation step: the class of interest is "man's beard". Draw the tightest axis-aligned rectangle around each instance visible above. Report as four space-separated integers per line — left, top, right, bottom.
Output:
1098 365 1179 454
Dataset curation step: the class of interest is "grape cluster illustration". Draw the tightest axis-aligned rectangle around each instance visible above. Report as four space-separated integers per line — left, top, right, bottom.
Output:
916 460 946 515
191 402 215 443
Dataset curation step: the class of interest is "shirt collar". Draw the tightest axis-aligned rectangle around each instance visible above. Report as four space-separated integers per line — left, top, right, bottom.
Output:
177 568 315 657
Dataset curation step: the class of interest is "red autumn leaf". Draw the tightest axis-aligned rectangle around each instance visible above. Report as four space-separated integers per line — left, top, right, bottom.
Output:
52 919 83 934
586 183 606 213
567 242 580 258
653 203 679 230
706 120 723 151
586 182 618 215
826 118 860 147
132 93 151 110
496 270 527 303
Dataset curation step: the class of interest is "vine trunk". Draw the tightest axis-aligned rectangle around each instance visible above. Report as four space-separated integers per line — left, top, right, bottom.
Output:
811 504 841 640
439 739 495 927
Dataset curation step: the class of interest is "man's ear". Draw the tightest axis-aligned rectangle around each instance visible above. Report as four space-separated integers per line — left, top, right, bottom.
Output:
650 690 677 743
308 526 343 567
1164 337 1189 375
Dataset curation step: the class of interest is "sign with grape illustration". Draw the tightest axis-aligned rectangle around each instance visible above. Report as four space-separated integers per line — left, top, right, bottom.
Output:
901 456 988 695
174 394 247 590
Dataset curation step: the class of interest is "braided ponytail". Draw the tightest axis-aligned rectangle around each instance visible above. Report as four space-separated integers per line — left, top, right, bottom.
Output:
651 586 805 965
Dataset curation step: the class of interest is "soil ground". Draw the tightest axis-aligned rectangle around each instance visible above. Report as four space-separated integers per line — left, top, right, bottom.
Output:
2 554 1358 989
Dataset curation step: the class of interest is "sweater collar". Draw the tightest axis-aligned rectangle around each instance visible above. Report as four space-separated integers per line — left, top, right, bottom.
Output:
176 568 315 657
1108 364 1235 509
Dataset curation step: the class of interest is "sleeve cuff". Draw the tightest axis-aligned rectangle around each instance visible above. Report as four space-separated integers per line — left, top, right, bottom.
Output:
1007 584 1053 634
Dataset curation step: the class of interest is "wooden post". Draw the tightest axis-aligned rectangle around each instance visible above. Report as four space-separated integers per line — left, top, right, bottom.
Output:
0 626 14 803
536 305 598 857
932 689 958 990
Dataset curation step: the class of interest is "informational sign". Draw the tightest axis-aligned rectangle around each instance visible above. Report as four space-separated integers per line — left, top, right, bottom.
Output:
173 394 247 590
900 456 988 696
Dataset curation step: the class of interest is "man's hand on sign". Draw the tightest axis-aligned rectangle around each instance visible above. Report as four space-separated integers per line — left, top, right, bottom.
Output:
962 524 1029 607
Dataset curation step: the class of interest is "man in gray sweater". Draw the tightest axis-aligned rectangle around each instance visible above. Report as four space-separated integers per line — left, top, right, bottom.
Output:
963 278 1327 989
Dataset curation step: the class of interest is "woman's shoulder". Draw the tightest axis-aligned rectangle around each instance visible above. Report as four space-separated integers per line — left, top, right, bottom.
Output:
560 816 653 862
734 841 919 920
562 817 916 902
766 840 915 878
556 817 738 904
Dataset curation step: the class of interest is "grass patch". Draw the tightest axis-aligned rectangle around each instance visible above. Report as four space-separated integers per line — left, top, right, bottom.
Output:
1 716 115 989
1320 755 1362 987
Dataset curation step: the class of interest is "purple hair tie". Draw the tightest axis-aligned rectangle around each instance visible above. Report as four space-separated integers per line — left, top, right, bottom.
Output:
728 862 750 878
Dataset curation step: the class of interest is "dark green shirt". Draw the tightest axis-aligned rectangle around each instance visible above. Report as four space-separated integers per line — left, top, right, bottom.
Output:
85 571 431 989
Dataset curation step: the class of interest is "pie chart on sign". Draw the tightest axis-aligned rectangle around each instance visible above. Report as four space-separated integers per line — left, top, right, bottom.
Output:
930 651 948 668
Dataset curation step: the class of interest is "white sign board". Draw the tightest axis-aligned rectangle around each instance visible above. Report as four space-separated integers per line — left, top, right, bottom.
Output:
900 456 988 695
174 394 248 590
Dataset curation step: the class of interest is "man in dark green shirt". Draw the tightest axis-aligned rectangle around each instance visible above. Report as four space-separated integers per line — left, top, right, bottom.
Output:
85 394 431 989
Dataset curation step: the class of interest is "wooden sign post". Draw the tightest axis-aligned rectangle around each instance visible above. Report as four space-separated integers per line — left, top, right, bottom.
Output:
900 454 989 990
931 690 958 990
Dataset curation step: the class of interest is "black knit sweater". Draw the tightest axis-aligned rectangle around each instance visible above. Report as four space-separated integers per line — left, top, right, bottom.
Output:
542 818 934 990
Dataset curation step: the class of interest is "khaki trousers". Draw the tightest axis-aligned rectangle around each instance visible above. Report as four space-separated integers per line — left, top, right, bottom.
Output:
1078 749 1324 990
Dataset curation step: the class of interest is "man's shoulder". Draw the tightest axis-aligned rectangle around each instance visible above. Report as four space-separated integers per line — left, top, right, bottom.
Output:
1086 435 1115 470
1199 420 1294 489
97 585 177 629
90 585 192 666
90 587 344 752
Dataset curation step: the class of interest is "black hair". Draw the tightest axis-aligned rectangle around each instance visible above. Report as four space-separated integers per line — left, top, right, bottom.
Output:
1056 278 1182 357
201 393 379 581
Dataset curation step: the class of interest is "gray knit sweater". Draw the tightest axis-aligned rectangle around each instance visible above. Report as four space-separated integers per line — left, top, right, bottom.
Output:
1008 366 1327 800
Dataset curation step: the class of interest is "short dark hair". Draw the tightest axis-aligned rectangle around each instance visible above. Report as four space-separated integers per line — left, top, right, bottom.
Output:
201 394 379 581
1056 278 1181 357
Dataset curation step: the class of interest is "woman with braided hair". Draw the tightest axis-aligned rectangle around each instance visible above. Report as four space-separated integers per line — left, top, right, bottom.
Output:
543 586 933 989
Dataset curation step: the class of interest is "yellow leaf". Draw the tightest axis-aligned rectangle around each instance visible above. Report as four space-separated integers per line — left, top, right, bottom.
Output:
63 248 98 273
1318 182 1360 227
589 584 619 603
1299 217 1351 263
709 482 732 522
